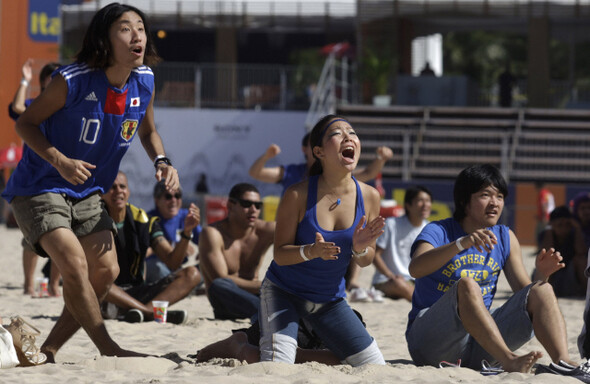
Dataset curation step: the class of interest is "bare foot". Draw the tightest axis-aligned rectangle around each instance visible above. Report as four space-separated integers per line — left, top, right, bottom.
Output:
41 348 56 364
502 351 543 373
48 286 61 297
197 332 258 363
111 347 152 358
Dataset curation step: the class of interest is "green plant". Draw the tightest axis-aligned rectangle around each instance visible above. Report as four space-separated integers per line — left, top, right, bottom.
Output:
361 43 395 95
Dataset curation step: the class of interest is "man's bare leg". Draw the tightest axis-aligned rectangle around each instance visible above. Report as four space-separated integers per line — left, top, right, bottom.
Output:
457 277 542 373
527 281 577 365
48 260 61 297
375 276 414 302
40 229 146 362
105 285 154 316
150 266 201 307
23 247 38 295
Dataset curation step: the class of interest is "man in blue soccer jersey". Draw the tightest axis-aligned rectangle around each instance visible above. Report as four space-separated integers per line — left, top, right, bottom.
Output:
2 4 179 362
406 164 589 381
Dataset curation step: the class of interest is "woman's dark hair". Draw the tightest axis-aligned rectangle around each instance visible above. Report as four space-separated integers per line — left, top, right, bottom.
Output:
308 114 348 176
76 3 160 69
404 185 432 208
453 164 508 222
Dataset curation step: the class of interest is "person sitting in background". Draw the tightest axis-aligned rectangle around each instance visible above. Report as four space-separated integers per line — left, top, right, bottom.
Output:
407 164 589 380
198 183 275 321
8 59 62 297
573 192 590 250
537 205 586 298
101 171 201 324
371 185 432 302
146 180 202 283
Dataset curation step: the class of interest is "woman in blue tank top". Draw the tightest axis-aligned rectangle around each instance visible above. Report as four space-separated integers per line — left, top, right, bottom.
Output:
3 3 179 363
259 114 386 366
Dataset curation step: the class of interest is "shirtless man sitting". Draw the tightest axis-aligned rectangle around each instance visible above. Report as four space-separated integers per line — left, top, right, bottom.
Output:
198 183 275 320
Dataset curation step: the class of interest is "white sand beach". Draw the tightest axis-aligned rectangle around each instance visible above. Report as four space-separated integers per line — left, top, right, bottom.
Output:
0 225 585 383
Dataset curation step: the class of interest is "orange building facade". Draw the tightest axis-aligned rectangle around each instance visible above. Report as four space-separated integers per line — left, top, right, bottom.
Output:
0 0 60 148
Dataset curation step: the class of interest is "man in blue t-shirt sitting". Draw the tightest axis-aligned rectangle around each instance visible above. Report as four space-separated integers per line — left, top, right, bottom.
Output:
146 181 202 283
406 164 589 381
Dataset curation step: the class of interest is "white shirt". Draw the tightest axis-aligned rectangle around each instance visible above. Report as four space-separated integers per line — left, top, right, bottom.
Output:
372 215 428 284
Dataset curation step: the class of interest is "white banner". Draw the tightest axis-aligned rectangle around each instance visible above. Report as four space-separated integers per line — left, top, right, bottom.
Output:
120 108 307 210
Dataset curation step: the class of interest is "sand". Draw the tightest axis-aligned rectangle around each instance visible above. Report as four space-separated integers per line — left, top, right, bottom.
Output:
0 224 585 383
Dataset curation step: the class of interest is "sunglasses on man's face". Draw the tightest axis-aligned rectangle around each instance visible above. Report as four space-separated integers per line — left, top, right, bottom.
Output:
231 198 263 210
163 193 182 200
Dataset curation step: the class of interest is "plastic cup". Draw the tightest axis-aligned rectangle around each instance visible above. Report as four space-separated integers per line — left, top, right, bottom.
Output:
40 277 49 297
35 277 48 297
152 300 169 323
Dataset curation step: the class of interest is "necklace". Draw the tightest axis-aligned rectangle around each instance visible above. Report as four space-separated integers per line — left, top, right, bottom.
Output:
323 180 347 210
326 194 341 210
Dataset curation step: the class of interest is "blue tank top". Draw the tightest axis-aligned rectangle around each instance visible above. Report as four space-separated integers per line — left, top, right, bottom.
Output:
3 63 154 202
266 175 365 303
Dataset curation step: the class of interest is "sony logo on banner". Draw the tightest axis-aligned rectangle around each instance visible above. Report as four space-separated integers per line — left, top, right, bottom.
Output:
214 124 251 139
28 0 60 43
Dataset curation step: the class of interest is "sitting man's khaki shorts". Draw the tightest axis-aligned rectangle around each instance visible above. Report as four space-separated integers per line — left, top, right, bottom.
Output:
11 192 116 257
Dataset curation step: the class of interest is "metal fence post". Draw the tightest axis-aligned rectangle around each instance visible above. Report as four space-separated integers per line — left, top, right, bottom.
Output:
195 66 201 109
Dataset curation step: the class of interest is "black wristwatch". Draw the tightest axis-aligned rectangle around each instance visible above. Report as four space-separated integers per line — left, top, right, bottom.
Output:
180 231 193 240
154 155 172 169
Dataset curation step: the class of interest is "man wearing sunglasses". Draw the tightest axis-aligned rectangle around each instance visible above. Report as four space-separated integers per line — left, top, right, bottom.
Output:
199 183 275 321
146 181 203 283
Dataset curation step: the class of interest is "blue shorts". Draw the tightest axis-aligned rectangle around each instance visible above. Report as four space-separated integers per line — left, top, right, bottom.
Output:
259 278 381 364
406 281 535 369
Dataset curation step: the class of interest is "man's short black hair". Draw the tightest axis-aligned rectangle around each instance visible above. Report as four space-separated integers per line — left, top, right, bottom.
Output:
404 185 432 207
453 164 508 222
229 183 260 200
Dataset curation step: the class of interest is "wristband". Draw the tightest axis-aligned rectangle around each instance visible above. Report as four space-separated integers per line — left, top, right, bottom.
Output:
455 237 465 252
180 231 193 240
20 79 29 87
154 156 172 169
351 246 368 258
299 245 309 261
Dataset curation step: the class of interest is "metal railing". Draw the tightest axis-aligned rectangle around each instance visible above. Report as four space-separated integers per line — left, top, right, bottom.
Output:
304 52 358 129
152 62 326 110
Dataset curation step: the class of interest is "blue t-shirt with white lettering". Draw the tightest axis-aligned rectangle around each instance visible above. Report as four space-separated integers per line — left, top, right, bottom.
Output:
3 63 154 202
407 218 510 329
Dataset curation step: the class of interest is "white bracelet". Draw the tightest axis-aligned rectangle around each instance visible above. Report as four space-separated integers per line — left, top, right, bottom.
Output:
20 79 29 87
351 246 369 258
299 245 309 261
455 237 465 252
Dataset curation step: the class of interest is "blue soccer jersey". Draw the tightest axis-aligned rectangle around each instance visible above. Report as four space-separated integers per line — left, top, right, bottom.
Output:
3 63 154 202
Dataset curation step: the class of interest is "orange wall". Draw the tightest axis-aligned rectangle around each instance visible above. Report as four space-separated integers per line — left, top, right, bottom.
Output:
0 1 59 148
514 183 566 246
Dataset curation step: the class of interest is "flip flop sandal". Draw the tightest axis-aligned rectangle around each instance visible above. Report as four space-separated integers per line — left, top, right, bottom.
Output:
4 316 47 367
480 359 504 375
439 359 462 368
